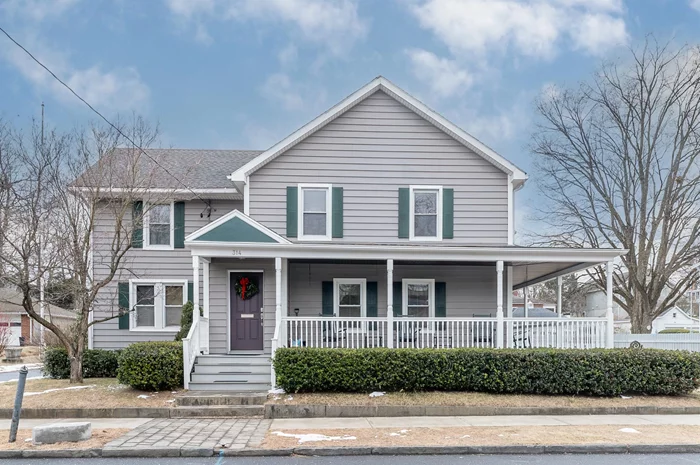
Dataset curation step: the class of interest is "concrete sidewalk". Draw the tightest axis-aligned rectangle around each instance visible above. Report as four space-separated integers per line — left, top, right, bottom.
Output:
271 414 700 430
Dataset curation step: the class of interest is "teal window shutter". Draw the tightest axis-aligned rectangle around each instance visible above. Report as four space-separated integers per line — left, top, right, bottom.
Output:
187 281 194 304
366 281 378 317
443 188 454 239
286 186 298 238
392 282 402 316
435 282 447 318
131 201 143 249
174 201 186 248
118 282 130 329
321 281 333 316
398 188 409 238
332 187 343 238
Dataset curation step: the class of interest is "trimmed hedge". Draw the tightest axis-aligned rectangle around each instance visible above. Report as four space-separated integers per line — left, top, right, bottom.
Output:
273 348 700 396
659 328 698 334
43 348 120 379
117 341 183 391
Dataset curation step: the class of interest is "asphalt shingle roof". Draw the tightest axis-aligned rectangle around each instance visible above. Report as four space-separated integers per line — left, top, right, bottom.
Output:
75 148 263 189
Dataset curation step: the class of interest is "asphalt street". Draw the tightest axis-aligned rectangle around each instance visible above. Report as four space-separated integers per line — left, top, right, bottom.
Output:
4 454 700 465
0 368 43 382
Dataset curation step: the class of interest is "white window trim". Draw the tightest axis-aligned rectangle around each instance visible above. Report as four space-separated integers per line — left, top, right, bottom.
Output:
402 279 435 318
409 186 443 242
143 201 175 250
129 279 187 332
298 184 333 241
333 278 367 318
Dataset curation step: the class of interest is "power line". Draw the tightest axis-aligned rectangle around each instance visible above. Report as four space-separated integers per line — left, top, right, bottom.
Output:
0 26 210 206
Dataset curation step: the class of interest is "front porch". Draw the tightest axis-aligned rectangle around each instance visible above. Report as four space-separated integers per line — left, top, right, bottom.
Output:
180 211 623 390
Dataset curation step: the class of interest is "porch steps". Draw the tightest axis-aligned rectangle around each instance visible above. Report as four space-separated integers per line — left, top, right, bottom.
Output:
187 354 272 393
173 390 267 417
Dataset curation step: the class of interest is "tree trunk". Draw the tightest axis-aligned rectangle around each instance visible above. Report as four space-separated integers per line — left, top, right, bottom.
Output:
69 351 83 384
630 300 654 334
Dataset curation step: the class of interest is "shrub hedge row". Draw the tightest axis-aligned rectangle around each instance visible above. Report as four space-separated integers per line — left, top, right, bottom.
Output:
273 348 700 396
43 348 120 379
117 341 183 391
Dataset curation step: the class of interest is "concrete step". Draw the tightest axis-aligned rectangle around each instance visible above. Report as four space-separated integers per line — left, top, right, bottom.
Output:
188 382 271 392
171 405 264 418
193 364 271 375
191 373 271 384
175 392 268 407
195 355 270 366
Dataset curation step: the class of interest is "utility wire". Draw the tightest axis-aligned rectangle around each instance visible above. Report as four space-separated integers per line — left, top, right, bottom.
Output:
0 26 210 206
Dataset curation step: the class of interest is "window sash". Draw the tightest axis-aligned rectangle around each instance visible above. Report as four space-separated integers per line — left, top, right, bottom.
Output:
144 203 173 248
299 185 332 239
409 187 442 240
130 281 185 330
333 279 366 318
402 279 435 317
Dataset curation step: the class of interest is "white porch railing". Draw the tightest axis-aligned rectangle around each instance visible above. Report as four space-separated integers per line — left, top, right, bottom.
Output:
182 316 208 389
283 316 610 349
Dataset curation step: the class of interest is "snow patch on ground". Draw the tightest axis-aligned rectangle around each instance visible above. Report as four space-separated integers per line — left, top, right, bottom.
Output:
137 394 151 399
25 385 95 396
369 391 385 397
272 431 357 444
619 428 640 434
268 388 286 395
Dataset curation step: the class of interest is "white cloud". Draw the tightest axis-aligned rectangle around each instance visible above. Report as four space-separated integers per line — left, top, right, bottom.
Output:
1 0 81 21
690 0 700 11
259 73 305 111
406 49 473 98
2 37 149 112
278 44 299 67
164 0 368 54
409 0 628 59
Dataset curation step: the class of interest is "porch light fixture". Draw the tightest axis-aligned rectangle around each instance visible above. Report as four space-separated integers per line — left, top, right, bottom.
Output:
294 308 299 316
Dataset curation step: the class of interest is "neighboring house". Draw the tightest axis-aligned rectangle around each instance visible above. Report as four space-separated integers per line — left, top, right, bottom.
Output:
83 77 624 391
0 288 76 346
652 306 700 333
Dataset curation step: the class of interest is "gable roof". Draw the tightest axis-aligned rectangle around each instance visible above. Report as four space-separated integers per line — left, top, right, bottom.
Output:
185 210 291 244
75 148 262 193
228 76 528 185
0 287 76 319
658 306 699 322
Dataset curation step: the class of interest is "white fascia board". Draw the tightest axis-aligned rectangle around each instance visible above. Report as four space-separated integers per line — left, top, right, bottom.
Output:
228 76 528 183
184 209 291 244
184 241 626 263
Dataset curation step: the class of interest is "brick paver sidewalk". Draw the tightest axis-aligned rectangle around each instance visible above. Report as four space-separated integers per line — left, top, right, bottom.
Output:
105 418 271 452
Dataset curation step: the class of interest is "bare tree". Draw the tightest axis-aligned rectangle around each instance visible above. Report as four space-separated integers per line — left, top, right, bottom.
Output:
531 39 700 333
0 115 169 382
530 275 587 317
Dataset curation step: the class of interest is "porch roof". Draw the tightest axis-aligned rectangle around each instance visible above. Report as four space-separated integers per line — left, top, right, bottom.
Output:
186 239 625 288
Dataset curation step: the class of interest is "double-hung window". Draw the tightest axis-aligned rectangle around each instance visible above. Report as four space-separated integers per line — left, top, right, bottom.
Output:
144 202 174 249
402 279 435 317
131 281 186 331
333 278 366 317
298 184 332 240
410 186 442 240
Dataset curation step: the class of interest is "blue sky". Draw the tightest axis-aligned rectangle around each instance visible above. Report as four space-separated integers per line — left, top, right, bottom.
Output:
1 0 700 232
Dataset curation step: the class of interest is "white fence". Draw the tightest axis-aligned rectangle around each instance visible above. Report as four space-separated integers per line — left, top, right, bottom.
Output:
283 316 610 350
614 334 700 352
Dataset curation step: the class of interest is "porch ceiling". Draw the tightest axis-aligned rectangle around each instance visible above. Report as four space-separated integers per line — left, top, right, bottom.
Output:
511 261 595 289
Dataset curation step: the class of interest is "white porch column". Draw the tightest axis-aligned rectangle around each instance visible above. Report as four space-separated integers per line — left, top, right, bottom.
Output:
524 286 529 318
556 276 562 317
496 261 504 348
606 260 614 348
192 255 200 325
275 257 282 328
506 265 513 348
386 259 394 348
202 258 210 354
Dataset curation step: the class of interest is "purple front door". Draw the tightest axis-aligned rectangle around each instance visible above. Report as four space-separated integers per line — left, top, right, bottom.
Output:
230 273 264 351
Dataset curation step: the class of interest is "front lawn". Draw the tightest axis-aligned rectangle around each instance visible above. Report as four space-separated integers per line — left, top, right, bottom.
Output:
268 390 700 408
0 378 182 409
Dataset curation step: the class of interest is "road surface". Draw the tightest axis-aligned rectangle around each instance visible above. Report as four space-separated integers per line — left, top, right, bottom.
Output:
0 368 43 382
3 454 700 465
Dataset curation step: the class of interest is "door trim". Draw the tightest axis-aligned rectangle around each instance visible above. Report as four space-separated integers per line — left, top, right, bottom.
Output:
227 269 265 353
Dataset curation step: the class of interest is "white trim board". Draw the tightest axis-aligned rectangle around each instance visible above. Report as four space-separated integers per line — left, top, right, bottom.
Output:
228 76 528 185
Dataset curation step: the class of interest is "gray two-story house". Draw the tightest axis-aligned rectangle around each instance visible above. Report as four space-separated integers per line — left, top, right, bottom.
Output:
89 77 622 391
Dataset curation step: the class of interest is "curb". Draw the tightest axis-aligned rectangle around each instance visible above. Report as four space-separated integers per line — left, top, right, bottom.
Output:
265 404 700 418
0 443 699 458
0 408 173 419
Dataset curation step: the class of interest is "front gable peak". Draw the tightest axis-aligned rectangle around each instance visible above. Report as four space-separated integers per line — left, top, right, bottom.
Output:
185 210 290 244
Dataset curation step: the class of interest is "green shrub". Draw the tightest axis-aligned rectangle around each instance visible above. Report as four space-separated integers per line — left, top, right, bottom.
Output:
43 348 120 379
174 302 203 342
273 348 700 396
659 328 698 334
117 341 183 391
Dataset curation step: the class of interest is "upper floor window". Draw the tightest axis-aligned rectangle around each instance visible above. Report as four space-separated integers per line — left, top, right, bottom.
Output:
410 186 442 240
145 202 174 249
299 184 332 240
131 280 185 331
333 278 366 317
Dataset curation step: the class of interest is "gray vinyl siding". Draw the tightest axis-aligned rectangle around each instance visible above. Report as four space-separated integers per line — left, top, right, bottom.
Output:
92 199 242 350
249 90 509 245
208 258 276 354
288 262 505 318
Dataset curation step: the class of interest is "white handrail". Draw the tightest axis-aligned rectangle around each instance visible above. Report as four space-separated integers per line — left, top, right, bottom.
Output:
182 317 201 390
